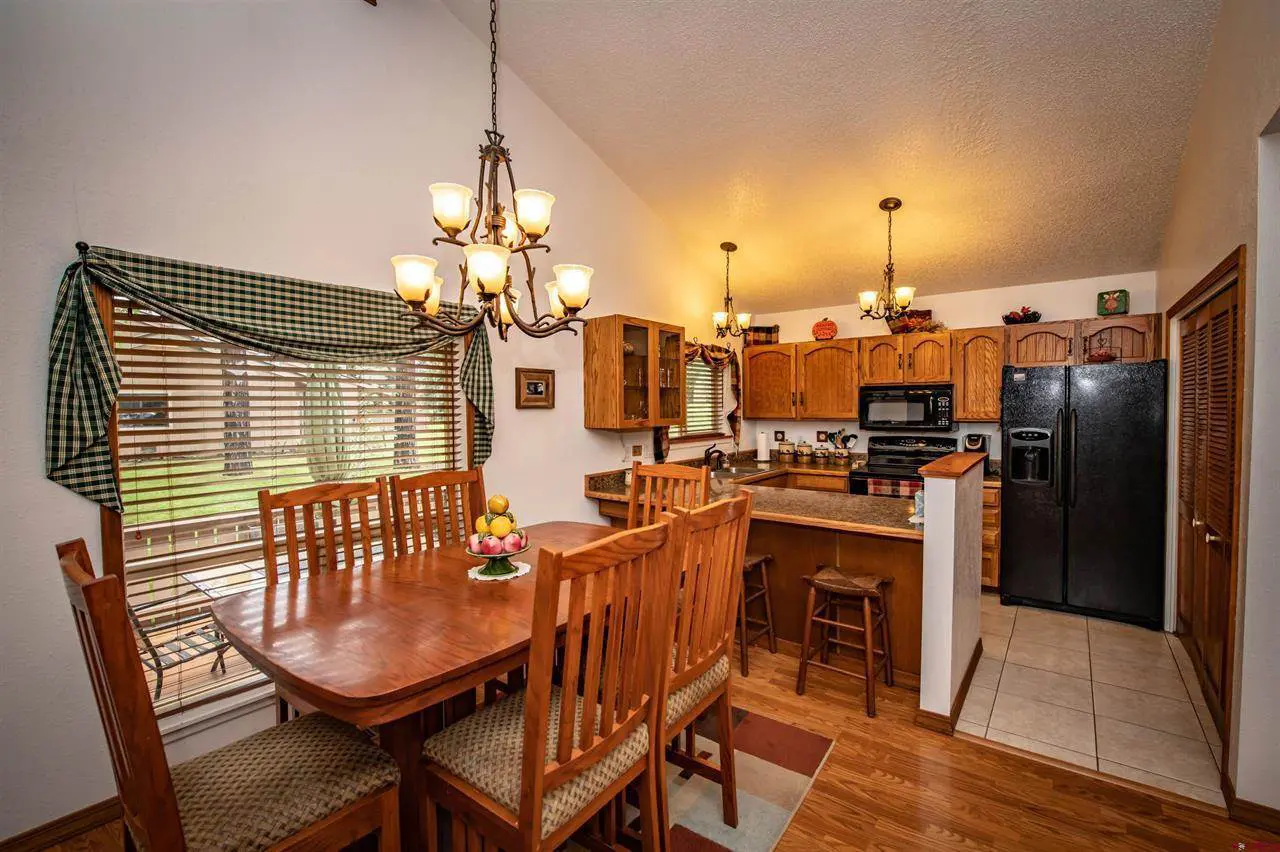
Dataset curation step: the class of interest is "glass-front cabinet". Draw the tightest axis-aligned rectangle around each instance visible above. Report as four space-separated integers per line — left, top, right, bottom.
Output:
583 315 685 429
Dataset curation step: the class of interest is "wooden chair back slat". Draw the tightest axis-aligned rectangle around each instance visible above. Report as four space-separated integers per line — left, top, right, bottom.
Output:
57 539 186 851
258 479 392 584
670 493 754 692
389 468 487 554
518 517 683 841
626 461 710 528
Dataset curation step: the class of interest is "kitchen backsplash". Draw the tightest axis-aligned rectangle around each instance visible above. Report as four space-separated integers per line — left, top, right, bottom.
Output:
743 420 1003 460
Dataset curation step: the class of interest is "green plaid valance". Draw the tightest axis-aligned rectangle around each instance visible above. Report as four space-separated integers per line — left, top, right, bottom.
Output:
46 245 494 511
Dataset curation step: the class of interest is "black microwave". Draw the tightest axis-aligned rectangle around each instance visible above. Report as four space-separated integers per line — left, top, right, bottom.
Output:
858 384 954 431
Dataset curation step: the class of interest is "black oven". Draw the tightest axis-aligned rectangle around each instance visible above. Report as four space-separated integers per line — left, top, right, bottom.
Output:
857 384 954 431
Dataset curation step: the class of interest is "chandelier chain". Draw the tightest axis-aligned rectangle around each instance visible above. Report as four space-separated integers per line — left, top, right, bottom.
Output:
489 0 499 135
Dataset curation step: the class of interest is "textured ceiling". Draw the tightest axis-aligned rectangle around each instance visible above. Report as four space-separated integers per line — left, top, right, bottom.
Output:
441 0 1219 312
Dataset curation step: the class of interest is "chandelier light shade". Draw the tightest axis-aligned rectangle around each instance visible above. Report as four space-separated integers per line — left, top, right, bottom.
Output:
712 241 748 338
391 0 589 341
858 197 915 322
391 255 438 307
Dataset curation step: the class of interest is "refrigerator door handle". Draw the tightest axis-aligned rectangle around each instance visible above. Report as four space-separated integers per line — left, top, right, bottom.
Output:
1068 408 1079 507
1054 407 1065 506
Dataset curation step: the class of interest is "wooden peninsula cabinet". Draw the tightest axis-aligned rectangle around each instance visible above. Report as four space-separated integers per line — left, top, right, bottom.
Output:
743 339 858 420
582 314 684 429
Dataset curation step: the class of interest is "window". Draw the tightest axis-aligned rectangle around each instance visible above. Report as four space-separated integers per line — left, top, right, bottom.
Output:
671 358 726 440
110 295 463 714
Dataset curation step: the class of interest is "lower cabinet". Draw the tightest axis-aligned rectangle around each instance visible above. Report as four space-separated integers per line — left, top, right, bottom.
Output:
982 483 1001 588
786 473 849 493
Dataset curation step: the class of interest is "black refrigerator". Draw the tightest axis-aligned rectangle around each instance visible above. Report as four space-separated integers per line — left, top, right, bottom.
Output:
999 362 1167 627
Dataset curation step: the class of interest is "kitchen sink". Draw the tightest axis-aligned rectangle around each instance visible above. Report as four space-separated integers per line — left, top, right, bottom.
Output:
710 465 771 478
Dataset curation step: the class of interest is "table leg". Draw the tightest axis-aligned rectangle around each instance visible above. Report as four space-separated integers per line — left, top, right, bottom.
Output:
379 712 426 852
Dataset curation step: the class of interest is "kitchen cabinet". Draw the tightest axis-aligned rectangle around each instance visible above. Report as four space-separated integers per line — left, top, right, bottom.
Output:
1006 321 1077 367
859 335 904 385
744 340 859 420
903 332 952 382
953 327 1005 421
796 339 858 419
786 473 850 493
982 483 1001 588
582 314 684 429
1079 314 1161 363
860 333 952 385
742 344 798 419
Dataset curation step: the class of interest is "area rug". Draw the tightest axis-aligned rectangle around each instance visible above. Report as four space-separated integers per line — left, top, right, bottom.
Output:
663 708 833 852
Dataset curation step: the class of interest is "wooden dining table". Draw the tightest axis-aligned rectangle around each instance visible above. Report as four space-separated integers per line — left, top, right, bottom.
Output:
211 520 617 852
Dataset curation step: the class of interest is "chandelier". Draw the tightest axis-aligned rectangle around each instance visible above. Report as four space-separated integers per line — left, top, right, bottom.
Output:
390 0 590 341
712 242 751 338
858 197 915 321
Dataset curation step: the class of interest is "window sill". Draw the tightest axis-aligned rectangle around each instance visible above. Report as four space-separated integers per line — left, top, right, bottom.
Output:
159 681 275 744
669 432 731 445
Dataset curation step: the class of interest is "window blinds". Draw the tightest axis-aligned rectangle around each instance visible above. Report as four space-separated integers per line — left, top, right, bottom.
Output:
671 358 726 439
112 295 462 714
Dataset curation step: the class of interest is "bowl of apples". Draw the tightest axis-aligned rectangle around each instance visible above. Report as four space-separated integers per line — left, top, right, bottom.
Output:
465 494 530 578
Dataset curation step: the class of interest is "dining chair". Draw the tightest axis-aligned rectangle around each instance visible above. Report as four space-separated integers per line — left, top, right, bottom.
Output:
388 467 487 553
257 479 394 583
56 539 401 852
625 460 711 528
258 479 393 721
662 492 754 828
418 516 683 852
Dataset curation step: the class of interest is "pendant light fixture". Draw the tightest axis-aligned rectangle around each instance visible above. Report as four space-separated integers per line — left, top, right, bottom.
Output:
712 241 751 338
858 197 915 321
390 0 591 341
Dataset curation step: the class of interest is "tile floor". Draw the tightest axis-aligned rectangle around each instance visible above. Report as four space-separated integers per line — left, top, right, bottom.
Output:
958 593 1225 807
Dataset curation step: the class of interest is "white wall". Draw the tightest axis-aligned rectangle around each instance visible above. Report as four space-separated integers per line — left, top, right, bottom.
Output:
741 271 1156 457
1154 0 1280 810
0 0 715 837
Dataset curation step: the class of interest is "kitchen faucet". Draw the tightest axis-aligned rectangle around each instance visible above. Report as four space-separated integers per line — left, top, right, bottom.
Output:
704 444 728 471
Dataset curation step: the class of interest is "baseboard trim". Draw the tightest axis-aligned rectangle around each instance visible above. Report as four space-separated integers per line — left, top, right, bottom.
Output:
0 796 119 852
1223 772 1280 834
914 638 983 736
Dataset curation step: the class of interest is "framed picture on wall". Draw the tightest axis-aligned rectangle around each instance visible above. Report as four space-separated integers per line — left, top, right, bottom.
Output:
515 367 555 409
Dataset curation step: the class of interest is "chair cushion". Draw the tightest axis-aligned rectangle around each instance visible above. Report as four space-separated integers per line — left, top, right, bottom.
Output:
666 654 730 727
171 712 399 852
422 687 649 840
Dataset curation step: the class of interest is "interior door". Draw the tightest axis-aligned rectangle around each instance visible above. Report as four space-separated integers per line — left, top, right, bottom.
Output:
797 339 857 419
859 335 903 385
742 344 797 419
903 332 951 383
1175 321 1200 634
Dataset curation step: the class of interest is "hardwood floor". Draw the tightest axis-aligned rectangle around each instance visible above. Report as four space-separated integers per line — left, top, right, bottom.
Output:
46 646 1279 851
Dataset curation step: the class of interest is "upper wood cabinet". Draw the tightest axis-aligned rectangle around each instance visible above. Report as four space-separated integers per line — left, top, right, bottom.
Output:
742 344 797 419
860 333 951 385
903 332 951 383
953 327 1005 421
1006 320 1077 367
859 335 904 385
582 314 684 429
796 339 858 419
1079 315 1161 363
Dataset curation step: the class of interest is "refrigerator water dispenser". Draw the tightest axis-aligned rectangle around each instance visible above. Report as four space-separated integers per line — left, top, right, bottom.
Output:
1009 428 1052 484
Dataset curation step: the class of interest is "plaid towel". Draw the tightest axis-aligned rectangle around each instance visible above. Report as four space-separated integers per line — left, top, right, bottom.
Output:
867 478 922 498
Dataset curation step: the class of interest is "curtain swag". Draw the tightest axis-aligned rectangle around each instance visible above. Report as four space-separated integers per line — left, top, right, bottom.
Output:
684 341 742 443
46 244 494 512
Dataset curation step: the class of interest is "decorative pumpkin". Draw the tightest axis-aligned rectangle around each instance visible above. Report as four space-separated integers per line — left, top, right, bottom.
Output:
811 317 838 340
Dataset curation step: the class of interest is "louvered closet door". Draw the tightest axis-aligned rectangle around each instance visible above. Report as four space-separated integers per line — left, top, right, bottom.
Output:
1175 321 1199 633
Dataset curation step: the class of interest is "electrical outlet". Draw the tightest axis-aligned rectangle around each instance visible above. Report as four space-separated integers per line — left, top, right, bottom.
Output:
631 444 643 457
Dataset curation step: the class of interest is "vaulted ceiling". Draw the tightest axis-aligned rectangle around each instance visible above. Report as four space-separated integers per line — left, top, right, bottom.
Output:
441 0 1219 312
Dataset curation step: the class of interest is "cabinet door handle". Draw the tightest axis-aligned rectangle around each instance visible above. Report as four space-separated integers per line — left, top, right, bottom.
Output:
1205 532 1224 544
907 353 914 371
1067 339 1074 357
897 353 903 369
791 391 797 407
800 391 805 407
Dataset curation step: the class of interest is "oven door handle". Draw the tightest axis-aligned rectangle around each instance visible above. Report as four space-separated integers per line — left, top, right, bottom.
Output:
1054 407 1065 506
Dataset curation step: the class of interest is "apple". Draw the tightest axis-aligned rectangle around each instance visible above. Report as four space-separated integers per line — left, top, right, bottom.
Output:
516 530 528 549
468 533 483 553
501 532 523 553
480 535 504 556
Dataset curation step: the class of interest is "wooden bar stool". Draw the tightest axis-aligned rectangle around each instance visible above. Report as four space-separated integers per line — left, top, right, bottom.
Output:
737 552 777 676
795 566 894 716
